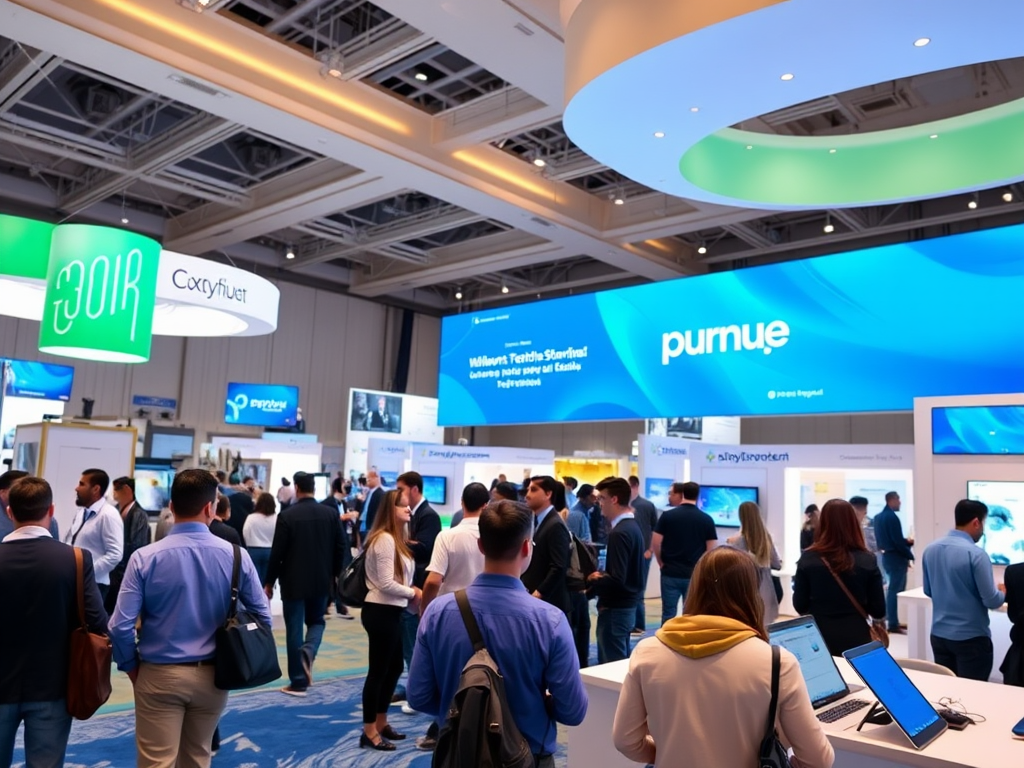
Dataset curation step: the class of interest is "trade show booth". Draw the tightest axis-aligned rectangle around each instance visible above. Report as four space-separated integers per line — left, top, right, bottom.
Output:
209 435 322 501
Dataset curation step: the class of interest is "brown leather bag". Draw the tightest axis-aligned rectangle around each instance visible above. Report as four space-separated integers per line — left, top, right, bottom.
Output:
67 547 113 719
822 556 890 649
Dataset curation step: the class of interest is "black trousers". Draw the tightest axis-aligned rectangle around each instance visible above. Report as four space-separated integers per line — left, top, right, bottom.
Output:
931 634 994 681
569 591 591 669
361 603 406 724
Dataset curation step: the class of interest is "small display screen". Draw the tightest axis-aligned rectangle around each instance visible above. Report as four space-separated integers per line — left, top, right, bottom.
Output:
2 359 74 401
225 383 299 427
697 485 759 527
968 480 1024 565
932 405 1024 455
422 475 448 506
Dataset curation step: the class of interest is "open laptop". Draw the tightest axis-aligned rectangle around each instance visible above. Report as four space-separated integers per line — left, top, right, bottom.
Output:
767 616 869 724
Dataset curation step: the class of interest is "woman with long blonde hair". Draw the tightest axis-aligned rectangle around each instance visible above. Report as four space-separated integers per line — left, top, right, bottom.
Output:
360 489 420 751
612 547 833 768
728 501 782 624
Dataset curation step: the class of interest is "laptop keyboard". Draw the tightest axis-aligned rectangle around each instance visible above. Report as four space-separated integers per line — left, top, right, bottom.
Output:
816 699 871 723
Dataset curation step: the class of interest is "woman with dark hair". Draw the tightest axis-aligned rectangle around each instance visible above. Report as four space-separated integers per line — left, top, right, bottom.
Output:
800 503 820 550
242 492 278 583
360 489 420 751
612 547 833 768
793 499 886 656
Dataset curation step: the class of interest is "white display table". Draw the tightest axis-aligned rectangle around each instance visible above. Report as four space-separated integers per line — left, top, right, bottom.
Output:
898 587 1011 683
569 652 1024 768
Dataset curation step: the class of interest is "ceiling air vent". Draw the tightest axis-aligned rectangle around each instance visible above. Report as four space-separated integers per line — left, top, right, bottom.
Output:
530 217 553 227
514 22 535 36
851 90 910 117
168 74 228 98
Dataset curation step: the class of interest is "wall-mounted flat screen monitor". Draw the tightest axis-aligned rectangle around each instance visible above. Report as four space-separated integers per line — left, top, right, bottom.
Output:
932 405 1024 455
135 460 176 514
224 383 299 427
2 358 74 401
698 485 759 528
350 390 402 433
145 426 195 459
644 477 674 509
422 475 448 506
312 472 331 502
379 470 398 487
967 480 1024 565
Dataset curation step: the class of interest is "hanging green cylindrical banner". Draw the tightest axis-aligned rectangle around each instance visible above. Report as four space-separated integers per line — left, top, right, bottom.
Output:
0 214 55 320
39 224 161 363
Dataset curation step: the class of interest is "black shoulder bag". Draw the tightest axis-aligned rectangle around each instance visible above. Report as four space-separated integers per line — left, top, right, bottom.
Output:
214 544 282 690
758 645 792 768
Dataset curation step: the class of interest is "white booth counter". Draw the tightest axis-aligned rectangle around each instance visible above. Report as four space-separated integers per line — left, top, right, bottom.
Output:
899 587 1012 683
569 654 1024 768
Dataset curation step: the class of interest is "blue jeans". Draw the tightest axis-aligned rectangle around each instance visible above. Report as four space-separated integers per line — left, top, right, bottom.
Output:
634 555 653 630
881 554 908 631
248 547 271 586
596 606 635 664
0 699 72 768
931 634 994 681
282 595 329 689
661 575 690 626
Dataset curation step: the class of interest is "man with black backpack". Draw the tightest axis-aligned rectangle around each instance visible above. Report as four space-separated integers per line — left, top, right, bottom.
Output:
407 499 588 768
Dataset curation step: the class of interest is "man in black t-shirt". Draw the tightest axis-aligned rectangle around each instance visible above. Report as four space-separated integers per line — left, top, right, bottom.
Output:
652 481 717 626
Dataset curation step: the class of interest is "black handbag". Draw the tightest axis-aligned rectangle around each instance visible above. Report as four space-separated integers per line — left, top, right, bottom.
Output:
339 550 369 607
214 545 282 690
758 645 793 768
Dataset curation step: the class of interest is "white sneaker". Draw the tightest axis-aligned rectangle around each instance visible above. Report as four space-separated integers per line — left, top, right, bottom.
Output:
402 703 416 715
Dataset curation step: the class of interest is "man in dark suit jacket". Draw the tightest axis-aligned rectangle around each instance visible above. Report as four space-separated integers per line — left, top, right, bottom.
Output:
0 476 107 766
226 488 254 544
265 472 345 696
522 475 571 615
322 478 357 619
210 496 241 546
358 470 384 545
107 476 152 614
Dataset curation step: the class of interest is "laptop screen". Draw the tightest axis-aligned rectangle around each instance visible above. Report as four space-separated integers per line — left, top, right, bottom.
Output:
768 617 850 708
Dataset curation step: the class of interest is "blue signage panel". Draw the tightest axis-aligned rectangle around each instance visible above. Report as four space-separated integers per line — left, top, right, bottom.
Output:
132 395 178 411
932 405 1024 455
438 225 1024 426
225 382 299 427
2 359 75 401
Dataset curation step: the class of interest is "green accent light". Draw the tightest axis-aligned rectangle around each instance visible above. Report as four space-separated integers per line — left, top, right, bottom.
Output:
0 214 53 279
680 99 1024 207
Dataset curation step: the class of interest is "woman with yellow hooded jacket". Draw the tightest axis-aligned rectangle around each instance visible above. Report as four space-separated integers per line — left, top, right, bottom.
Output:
611 547 834 768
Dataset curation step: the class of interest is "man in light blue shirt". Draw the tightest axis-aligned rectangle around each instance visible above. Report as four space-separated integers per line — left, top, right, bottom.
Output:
563 476 578 512
64 469 122 599
408 500 587 764
567 484 594 543
922 499 1005 681
110 469 270 767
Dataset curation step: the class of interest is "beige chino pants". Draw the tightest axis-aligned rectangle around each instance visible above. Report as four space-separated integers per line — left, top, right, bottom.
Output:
134 662 228 768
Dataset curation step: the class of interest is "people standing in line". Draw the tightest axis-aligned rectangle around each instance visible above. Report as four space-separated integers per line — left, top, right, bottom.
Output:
800 503 820 550
727 501 782 625
421 483 489 615
357 470 384 548
0 477 108 768
360 489 421 751
210 496 241 545
408 499 588 767
109 470 270 768
1001 560 1024 686
242 492 278 585
276 477 295 509
793 499 886 656
521 476 572 616
588 477 645 664
0 470 59 540
567 484 594 543
322 478 357 619
651 481 717 625
64 468 123 601
265 472 345 697
611 547 834 768
563 476 579 511
922 499 1006 681
874 491 913 634
628 475 659 635
107 476 152 614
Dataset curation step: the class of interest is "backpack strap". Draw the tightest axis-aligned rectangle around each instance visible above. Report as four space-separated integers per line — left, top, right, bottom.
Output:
455 589 485 652
765 645 781 739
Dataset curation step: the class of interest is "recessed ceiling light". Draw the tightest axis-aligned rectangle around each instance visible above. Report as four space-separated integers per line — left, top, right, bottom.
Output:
532 157 547 167
285 248 296 260
968 199 978 210
653 131 665 138
746 145 753 150
829 148 837 154
823 223 834 234
930 134 939 139
614 197 625 206
697 244 707 255
455 288 463 300
414 72 428 81
780 73 794 81
120 217 129 225
914 37 931 47
501 285 509 294
690 107 699 113
1003 191 1014 202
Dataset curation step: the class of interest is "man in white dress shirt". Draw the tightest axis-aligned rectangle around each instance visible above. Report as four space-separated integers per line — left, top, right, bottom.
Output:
63 468 123 601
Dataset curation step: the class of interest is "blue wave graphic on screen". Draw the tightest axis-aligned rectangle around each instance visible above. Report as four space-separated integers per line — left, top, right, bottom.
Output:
932 406 1024 455
3 359 74 401
698 486 759 528
438 225 1024 426
224 383 298 427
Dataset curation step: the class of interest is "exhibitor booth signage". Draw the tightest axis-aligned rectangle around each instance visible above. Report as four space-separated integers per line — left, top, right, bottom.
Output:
438 225 1024 425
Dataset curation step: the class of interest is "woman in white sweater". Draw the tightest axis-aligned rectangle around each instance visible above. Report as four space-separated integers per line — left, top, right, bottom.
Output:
612 547 834 768
360 489 420 751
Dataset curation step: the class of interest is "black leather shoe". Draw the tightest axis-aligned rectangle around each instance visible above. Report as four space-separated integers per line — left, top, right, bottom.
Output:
381 725 407 741
360 733 395 751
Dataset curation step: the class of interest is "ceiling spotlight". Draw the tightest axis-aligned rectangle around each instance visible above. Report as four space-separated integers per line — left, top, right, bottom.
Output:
690 107 700 113
653 131 665 138
501 284 509 294
746 145 753 150
829 148 837 154
414 72 428 81
967 195 978 210
823 214 834 234
780 73 794 81
455 287 463 300
285 246 296 260
614 197 625 205
914 37 931 47
930 134 939 139
532 156 547 167
1003 191 1014 203
697 243 707 255
120 216 129 225
320 52 343 79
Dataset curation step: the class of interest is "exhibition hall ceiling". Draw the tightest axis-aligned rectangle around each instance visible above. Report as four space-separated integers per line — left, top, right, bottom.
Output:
0 0 1022 314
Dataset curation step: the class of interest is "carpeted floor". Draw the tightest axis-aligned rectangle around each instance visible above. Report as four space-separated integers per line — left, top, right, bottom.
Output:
9 600 669 767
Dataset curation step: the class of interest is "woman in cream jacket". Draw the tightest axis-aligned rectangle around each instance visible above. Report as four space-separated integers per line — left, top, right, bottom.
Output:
612 546 834 768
